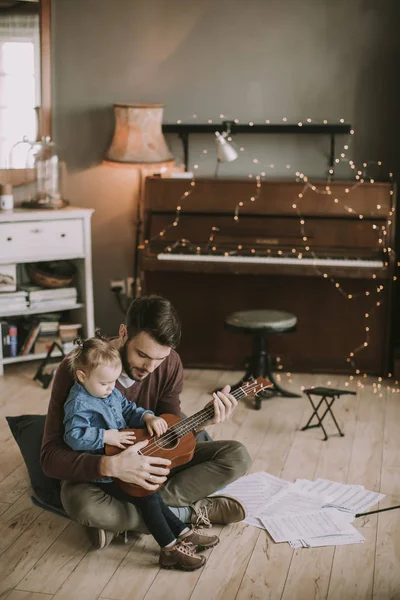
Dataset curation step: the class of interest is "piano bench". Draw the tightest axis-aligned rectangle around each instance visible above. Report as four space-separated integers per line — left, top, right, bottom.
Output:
301 387 357 441
224 310 301 409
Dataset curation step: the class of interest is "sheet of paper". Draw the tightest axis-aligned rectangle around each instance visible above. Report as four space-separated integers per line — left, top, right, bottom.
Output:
289 539 304 548
327 489 386 514
260 508 354 543
256 487 326 518
302 529 365 547
245 517 265 529
315 480 385 513
211 471 290 517
294 478 385 514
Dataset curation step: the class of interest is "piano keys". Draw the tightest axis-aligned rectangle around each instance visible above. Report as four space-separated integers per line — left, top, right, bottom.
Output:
157 253 385 270
140 177 396 375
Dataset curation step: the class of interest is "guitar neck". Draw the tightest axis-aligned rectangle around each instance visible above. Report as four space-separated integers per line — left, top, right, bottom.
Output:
171 385 251 439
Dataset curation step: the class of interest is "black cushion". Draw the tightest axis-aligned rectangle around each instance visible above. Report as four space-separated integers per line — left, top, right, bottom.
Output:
6 414 64 511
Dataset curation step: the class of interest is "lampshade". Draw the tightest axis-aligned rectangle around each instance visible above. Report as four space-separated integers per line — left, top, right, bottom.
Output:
215 131 238 163
106 103 174 164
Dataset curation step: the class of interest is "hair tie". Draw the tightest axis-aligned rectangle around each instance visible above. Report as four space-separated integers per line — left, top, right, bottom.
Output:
94 328 107 341
73 336 84 349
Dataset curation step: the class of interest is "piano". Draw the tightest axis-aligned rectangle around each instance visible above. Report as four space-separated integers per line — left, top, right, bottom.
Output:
140 177 396 375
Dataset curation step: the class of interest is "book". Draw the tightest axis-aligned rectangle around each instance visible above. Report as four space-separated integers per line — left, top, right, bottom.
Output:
0 320 11 357
33 336 61 354
0 290 27 300
0 303 29 315
59 323 81 342
20 285 77 301
0 291 29 313
20 323 41 356
8 324 18 357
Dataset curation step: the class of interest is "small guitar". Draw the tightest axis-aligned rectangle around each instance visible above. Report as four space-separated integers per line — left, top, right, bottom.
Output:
105 377 273 497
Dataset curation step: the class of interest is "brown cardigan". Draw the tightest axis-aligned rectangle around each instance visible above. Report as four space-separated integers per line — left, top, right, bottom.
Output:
40 349 183 482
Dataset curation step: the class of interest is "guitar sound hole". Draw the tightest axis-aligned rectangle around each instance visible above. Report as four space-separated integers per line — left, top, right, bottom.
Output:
156 430 178 450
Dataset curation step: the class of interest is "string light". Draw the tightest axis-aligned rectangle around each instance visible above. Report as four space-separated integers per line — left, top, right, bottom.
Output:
148 113 397 389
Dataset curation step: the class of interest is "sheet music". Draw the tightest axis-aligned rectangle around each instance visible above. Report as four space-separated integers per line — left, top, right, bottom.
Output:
260 508 355 543
289 530 365 548
295 478 385 513
211 471 290 517
211 471 384 548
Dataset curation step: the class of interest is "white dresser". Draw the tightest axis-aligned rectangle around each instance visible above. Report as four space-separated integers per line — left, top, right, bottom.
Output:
0 207 95 375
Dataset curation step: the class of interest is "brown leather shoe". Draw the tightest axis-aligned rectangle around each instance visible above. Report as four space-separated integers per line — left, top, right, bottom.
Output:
191 495 247 527
86 528 128 549
86 527 117 550
159 541 206 571
180 527 219 552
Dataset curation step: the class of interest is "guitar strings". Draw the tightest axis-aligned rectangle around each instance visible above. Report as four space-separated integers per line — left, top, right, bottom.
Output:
138 382 271 457
136 382 267 458
138 386 248 457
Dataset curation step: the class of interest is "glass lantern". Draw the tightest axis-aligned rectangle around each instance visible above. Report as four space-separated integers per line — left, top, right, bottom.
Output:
10 135 67 209
28 136 64 208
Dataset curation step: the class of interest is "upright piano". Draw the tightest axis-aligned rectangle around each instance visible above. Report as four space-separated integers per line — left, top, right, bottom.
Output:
140 177 396 375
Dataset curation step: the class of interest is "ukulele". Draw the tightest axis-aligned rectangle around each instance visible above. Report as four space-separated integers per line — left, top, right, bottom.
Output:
105 377 273 497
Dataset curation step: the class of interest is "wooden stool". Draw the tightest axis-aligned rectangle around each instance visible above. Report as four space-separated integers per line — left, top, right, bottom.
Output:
224 309 301 409
302 387 356 440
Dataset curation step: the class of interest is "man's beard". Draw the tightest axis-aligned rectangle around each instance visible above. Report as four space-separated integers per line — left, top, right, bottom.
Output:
119 343 137 381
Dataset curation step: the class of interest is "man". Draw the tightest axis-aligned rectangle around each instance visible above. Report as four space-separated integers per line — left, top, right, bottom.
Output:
41 295 251 549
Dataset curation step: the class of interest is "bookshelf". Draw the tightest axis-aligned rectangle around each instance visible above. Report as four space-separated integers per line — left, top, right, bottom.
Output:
0 207 95 375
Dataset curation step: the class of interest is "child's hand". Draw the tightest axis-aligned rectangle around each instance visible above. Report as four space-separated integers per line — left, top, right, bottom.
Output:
104 429 136 449
143 414 168 437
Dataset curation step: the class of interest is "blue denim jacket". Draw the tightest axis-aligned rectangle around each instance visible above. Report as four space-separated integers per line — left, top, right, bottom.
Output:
63 381 153 454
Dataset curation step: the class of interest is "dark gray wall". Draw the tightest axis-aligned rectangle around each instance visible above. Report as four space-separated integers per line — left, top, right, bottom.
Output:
51 0 400 332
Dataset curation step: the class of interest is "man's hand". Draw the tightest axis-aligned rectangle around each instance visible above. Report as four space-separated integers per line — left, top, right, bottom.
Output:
208 384 238 425
143 414 169 437
100 439 171 490
103 429 136 449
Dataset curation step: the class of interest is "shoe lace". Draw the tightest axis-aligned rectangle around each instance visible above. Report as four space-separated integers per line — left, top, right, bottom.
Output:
193 504 212 528
176 541 197 557
191 527 211 537
114 530 128 544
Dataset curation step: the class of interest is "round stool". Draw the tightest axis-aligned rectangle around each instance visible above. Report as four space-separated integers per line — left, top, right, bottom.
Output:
224 309 301 409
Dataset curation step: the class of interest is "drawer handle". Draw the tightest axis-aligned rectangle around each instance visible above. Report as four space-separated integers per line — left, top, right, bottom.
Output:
31 228 42 234
7 236 12 241
61 233 66 237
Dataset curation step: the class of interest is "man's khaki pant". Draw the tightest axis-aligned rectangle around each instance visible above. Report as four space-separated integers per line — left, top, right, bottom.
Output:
61 440 251 533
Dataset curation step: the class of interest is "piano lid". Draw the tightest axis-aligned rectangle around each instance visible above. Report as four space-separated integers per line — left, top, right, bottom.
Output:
144 177 394 218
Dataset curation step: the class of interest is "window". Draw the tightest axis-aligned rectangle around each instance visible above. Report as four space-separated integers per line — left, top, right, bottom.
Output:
0 13 40 168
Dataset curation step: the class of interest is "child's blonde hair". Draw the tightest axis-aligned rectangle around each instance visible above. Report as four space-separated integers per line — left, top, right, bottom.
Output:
67 329 121 377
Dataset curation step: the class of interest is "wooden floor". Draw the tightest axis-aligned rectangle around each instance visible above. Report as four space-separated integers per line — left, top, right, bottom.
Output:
1 364 400 600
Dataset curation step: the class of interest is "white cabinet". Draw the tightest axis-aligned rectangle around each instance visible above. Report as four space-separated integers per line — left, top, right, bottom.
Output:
0 207 95 375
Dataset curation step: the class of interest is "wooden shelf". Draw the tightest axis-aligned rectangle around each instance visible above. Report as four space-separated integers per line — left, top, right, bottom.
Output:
162 120 352 170
162 122 352 135
2 350 63 365
0 302 84 318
